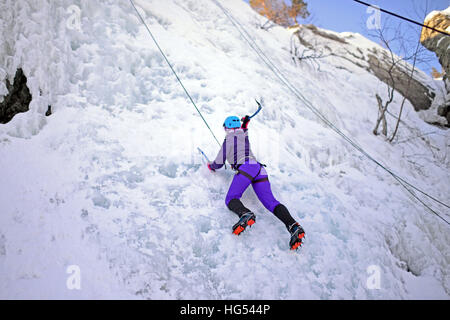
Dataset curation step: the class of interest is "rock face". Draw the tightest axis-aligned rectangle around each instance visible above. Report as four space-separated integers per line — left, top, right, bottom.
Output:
420 8 450 124
0 68 32 124
367 51 435 112
291 25 436 113
421 9 450 79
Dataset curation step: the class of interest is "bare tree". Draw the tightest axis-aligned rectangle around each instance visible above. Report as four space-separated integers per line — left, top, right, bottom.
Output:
389 1 433 142
370 21 406 136
389 38 421 142
374 93 389 136
290 27 330 71
368 0 433 141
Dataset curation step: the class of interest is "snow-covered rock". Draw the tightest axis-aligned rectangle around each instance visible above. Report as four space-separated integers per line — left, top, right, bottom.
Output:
291 24 439 121
421 7 450 76
420 7 450 124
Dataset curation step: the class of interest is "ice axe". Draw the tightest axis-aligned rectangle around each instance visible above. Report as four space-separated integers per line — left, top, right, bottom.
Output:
197 147 211 163
241 99 263 126
250 99 263 119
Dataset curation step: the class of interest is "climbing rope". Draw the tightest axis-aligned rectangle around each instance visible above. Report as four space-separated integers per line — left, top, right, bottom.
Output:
129 0 221 147
211 0 450 226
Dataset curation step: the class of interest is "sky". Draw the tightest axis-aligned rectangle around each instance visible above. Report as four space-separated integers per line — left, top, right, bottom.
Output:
243 0 450 75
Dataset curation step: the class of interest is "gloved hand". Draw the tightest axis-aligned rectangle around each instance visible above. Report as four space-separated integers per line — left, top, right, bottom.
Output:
207 162 215 172
241 115 250 129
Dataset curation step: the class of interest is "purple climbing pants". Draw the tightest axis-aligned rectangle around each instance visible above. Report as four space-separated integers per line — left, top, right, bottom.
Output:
225 161 280 212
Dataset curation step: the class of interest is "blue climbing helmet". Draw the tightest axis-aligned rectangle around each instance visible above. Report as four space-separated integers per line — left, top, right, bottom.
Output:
223 116 241 129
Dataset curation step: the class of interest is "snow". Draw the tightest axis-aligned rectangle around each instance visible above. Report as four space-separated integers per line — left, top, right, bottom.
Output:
0 0 449 299
424 7 450 25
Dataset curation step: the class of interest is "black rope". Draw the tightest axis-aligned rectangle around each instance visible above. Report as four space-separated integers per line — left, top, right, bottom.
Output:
353 0 450 37
212 0 450 226
129 0 221 147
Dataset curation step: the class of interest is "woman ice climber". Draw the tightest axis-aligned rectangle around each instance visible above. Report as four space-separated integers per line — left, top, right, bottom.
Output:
207 114 305 250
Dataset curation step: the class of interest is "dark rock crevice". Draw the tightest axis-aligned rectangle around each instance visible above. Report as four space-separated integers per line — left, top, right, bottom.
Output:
0 68 32 124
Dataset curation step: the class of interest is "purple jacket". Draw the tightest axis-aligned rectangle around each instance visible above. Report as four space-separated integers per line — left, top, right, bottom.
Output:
209 128 256 170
